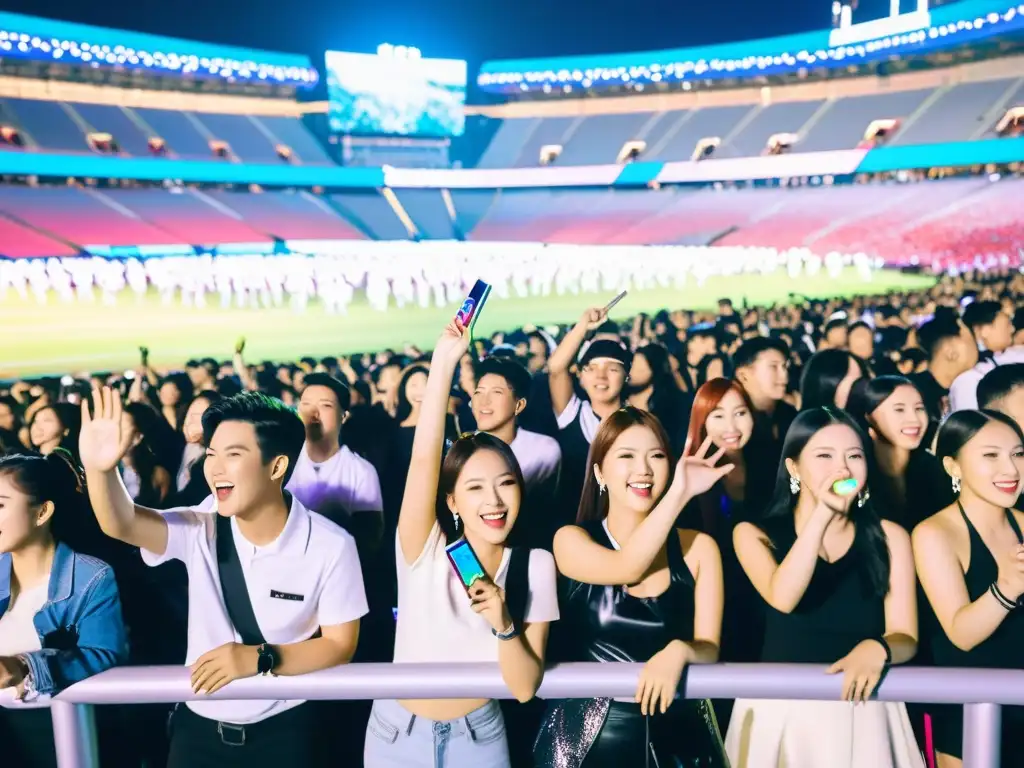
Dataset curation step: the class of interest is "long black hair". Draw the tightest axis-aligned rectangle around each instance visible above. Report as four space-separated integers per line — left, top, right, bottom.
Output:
436 432 526 545
800 349 868 410
845 375 921 437
762 407 891 596
0 450 94 552
936 409 1024 463
396 364 430 424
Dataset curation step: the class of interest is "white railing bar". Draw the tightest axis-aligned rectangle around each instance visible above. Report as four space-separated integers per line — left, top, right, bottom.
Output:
53 662 1024 706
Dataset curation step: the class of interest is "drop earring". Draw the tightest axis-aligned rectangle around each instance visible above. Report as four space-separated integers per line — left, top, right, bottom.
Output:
857 489 871 508
789 476 800 495
452 512 460 531
952 476 961 494
598 481 606 495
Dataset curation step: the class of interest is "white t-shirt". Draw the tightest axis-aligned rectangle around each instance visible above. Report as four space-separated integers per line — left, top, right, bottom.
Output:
510 428 562 493
392 524 559 664
141 495 368 724
949 346 1024 412
0 582 46 701
287 444 383 518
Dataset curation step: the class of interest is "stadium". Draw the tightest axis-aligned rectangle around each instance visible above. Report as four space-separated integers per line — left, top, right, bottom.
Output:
1 3 1024 767
0 0 1020 376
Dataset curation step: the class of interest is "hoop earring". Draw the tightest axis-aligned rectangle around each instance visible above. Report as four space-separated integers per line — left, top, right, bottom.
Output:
452 512 460 531
857 489 871 508
952 476 961 494
789 476 800 495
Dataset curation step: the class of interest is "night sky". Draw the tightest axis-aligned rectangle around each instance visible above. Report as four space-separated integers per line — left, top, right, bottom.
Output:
0 0 837 91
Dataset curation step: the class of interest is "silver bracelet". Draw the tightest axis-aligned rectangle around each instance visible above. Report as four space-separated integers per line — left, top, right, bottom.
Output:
492 622 519 641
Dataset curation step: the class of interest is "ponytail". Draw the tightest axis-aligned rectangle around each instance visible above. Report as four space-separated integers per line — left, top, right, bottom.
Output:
0 450 90 547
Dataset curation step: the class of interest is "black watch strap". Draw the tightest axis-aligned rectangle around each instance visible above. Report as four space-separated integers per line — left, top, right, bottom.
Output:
257 643 276 675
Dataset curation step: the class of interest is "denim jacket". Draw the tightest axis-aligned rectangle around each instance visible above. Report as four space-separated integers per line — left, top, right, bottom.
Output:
0 542 128 696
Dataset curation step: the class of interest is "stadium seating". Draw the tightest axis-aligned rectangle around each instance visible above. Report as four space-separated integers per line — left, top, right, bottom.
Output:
554 112 659 166
192 113 283 163
393 190 457 240
99 189 271 244
255 116 335 165
206 190 366 240
0 214 78 258
889 78 1024 145
329 191 410 240
448 189 498 236
792 90 934 152
0 186 177 246
71 103 155 157
1 98 91 153
131 108 217 159
716 100 824 158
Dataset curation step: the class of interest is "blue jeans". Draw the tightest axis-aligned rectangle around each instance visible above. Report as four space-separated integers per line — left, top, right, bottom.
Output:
364 699 511 768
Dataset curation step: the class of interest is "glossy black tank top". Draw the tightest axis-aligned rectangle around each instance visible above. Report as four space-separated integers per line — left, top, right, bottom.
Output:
560 520 696 664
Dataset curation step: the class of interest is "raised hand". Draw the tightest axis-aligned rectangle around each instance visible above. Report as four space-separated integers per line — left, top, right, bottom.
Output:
995 543 1024 602
672 436 735 499
432 319 472 368
79 385 136 473
577 307 608 333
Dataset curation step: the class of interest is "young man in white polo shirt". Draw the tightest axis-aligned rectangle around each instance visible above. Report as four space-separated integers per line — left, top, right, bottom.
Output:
287 373 383 550
472 356 562 549
79 387 367 768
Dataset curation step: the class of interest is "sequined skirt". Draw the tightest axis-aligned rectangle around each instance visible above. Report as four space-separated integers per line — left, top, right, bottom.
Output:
533 697 729 768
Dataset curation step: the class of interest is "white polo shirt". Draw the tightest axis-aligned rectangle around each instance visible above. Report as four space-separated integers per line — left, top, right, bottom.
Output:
286 444 383 521
949 346 1024 412
510 428 561 494
141 494 368 725
392 524 559 664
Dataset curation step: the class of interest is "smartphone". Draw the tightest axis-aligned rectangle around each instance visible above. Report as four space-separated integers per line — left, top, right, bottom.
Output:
456 280 492 332
445 538 487 591
603 290 628 315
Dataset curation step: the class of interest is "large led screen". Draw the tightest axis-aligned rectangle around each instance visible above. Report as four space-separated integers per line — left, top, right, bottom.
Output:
324 50 467 138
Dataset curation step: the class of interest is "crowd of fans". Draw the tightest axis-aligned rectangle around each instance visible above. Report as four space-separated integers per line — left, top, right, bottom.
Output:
1 266 1024 768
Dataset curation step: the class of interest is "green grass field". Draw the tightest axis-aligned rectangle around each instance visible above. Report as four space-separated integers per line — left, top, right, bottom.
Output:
1 268 935 377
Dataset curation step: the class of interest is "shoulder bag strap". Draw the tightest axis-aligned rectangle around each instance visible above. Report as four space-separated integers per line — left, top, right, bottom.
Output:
215 513 266 646
506 546 531 632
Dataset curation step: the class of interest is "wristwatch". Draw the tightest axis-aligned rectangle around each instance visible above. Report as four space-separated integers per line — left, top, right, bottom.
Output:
257 643 278 676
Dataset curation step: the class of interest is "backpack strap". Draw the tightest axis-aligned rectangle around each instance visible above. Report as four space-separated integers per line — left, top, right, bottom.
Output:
505 547 531 632
215 513 266 646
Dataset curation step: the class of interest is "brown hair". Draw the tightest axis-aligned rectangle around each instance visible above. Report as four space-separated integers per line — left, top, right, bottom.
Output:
684 377 756 451
577 407 673 525
437 432 527 544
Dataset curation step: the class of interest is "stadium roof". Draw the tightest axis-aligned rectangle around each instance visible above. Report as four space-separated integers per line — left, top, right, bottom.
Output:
0 11 317 88
478 0 1024 94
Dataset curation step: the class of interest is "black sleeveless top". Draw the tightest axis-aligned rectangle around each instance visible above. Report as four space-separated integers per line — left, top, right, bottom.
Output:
559 520 696 664
758 516 886 664
931 504 1024 669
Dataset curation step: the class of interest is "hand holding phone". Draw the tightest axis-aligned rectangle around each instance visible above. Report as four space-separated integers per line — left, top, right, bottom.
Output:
455 280 492 334
446 538 487 591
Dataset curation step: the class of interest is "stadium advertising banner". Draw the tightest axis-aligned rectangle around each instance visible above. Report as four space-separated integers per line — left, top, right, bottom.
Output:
324 50 467 138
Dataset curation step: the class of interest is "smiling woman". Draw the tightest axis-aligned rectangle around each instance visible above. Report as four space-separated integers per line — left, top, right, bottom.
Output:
367 318 558 768
539 407 732 767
